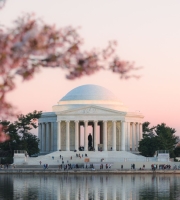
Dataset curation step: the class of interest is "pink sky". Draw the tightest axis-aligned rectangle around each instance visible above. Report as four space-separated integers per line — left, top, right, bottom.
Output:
1 0 180 135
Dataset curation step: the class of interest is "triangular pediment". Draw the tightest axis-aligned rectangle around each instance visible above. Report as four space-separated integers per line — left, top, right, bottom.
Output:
59 105 126 116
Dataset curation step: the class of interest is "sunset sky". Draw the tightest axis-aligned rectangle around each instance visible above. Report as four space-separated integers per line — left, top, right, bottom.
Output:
1 0 180 135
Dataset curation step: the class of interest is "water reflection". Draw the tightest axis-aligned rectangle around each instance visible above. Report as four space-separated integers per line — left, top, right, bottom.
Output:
0 174 180 200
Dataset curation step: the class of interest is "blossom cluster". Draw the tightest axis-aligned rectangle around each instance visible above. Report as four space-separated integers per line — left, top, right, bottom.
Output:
0 13 140 143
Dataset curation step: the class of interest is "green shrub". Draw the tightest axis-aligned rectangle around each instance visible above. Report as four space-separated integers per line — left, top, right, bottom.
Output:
0 157 13 164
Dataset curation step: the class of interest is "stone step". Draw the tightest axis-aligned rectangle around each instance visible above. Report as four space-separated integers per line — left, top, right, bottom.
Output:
22 151 146 165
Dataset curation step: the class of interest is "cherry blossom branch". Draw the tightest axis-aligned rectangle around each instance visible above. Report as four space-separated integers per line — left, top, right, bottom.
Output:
0 124 10 143
0 14 140 119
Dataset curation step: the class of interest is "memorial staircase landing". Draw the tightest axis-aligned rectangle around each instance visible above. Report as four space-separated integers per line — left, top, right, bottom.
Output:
25 151 146 165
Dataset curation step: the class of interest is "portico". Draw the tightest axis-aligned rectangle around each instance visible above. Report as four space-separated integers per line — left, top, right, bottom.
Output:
38 84 144 153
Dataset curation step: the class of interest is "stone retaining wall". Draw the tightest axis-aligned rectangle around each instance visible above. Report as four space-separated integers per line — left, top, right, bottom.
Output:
1 169 180 174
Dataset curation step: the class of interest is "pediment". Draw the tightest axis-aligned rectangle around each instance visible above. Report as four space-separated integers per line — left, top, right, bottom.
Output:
59 105 126 116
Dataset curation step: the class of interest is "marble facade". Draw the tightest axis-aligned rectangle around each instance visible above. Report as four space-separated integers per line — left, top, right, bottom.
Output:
38 85 144 153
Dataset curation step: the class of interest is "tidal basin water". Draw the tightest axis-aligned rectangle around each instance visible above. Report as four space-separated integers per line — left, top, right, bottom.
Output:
0 174 180 200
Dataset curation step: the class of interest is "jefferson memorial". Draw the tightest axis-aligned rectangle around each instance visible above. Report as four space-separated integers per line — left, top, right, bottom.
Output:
38 84 144 154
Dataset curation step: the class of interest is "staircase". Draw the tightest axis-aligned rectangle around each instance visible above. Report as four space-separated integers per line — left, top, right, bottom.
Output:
25 150 146 165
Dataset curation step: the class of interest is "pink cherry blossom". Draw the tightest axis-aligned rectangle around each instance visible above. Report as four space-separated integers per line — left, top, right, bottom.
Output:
0 125 10 143
0 13 139 119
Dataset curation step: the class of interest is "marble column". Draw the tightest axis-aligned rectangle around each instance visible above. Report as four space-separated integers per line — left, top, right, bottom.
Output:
132 123 135 151
66 121 70 151
130 123 132 151
75 121 79 150
94 121 98 151
79 124 81 146
51 122 54 151
92 124 94 147
136 123 139 149
42 123 46 152
46 122 50 152
121 121 125 151
126 122 130 151
57 121 61 151
100 122 103 144
103 121 107 151
112 121 116 151
38 123 42 151
84 121 88 151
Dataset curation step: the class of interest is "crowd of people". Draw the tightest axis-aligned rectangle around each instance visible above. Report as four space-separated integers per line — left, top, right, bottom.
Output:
159 164 171 170
100 163 112 169
75 153 88 158
38 153 178 171
0 163 9 169
151 164 173 171
131 164 136 169
43 164 48 170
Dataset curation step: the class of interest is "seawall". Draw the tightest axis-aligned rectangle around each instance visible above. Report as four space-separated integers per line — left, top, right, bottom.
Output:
1 168 180 174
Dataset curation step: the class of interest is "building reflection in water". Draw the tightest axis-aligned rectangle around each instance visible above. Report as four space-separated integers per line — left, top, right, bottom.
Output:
0 174 180 199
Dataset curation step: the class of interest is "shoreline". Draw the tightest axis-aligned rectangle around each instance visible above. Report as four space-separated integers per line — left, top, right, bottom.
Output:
1 169 180 174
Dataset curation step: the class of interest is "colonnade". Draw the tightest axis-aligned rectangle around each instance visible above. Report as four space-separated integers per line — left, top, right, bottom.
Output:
38 122 55 153
126 122 143 151
38 120 143 153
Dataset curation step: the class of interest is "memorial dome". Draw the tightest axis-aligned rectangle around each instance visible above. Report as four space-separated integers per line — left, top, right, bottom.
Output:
60 84 119 101
53 84 128 112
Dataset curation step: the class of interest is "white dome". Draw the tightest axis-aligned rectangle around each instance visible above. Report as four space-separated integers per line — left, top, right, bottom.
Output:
53 84 128 112
60 84 119 101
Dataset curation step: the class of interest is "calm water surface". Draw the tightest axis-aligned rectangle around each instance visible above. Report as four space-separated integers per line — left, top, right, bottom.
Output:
0 174 180 200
